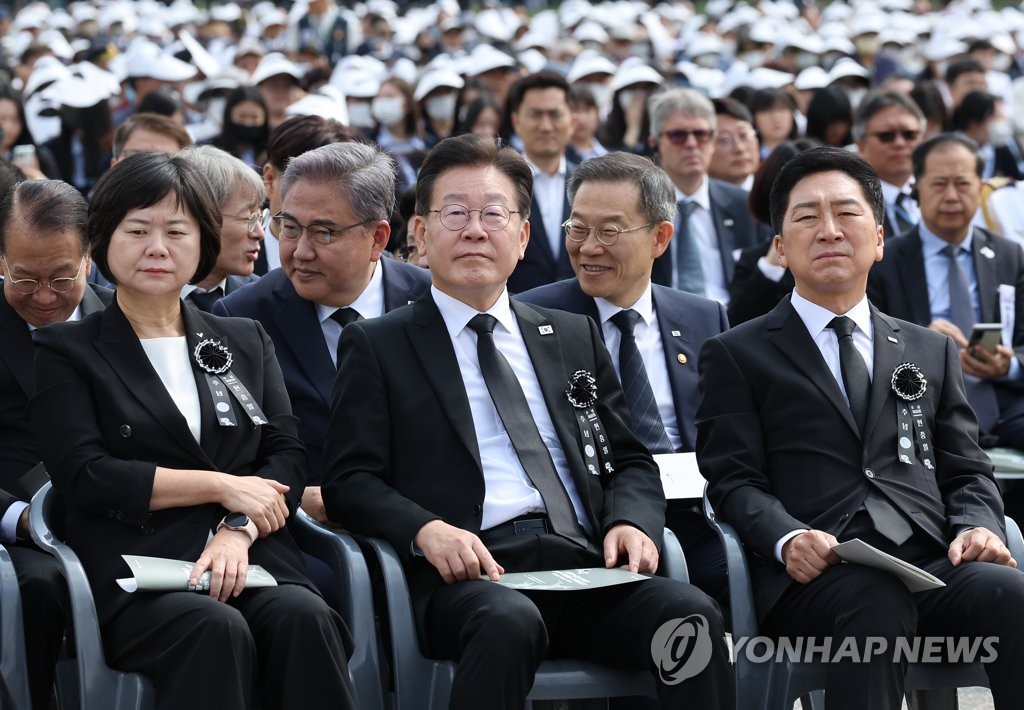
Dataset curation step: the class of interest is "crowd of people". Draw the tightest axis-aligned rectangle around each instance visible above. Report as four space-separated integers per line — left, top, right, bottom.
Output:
3 0 1024 708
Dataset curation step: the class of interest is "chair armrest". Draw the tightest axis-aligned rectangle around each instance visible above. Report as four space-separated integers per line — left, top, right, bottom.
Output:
659 527 689 583
702 491 760 639
1005 516 1024 562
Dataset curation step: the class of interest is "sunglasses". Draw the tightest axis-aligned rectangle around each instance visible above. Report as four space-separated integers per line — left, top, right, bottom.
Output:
870 129 921 144
660 128 715 146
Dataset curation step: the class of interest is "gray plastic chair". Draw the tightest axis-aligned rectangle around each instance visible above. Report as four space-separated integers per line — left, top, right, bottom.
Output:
365 528 689 709
290 510 385 710
29 481 154 710
0 543 32 709
702 491 1023 710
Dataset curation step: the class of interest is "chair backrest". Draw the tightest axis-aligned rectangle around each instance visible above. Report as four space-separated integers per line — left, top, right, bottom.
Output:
0 544 32 709
290 511 385 710
1005 516 1024 561
29 481 154 710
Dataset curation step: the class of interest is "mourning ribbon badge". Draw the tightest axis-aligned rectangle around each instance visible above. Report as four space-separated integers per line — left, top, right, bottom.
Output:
891 363 934 470
565 370 615 477
193 337 268 427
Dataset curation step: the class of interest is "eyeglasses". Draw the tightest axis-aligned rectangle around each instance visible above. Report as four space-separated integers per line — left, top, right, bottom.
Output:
660 128 715 146
869 129 921 144
222 210 266 234
429 204 518 232
562 219 655 247
715 128 758 149
272 213 380 246
2 255 86 295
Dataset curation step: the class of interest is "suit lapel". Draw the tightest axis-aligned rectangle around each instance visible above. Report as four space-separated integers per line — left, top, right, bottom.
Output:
898 229 934 326
94 300 215 467
767 298 859 435
271 278 335 405
972 229 999 322
708 181 738 282
181 307 228 460
79 285 110 316
0 296 34 397
864 309 905 440
652 289 696 451
406 295 482 469
380 259 420 311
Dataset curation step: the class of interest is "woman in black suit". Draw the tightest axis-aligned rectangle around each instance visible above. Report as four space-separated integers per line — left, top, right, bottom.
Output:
30 152 355 710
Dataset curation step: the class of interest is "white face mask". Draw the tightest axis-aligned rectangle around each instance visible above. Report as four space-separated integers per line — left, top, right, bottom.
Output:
347 101 375 128
846 87 868 110
371 96 405 127
425 93 457 122
988 119 1014 147
583 83 612 112
205 97 227 129
617 89 637 112
739 50 765 68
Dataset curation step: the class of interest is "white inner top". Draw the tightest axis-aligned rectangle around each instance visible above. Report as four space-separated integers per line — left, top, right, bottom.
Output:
140 336 202 443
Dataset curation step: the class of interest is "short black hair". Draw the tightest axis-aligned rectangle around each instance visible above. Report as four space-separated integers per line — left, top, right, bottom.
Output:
950 91 998 133
415 134 532 220
506 71 571 116
0 178 85 254
769 146 884 236
945 58 986 86
89 152 221 285
712 96 753 125
749 138 821 226
911 132 984 181
264 114 359 172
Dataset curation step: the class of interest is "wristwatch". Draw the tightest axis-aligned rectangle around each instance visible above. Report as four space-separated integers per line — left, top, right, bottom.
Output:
217 512 258 544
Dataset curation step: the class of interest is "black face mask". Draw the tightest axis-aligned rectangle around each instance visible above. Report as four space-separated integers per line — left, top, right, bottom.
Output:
230 124 265 144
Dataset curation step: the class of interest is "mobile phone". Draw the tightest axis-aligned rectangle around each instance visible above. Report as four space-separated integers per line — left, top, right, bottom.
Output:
968 323 1002 353
11 144 35 169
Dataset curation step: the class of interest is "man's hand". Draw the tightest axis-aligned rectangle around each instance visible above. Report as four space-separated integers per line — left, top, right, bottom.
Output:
928 318 968 348
948 527 1017 567
414 520 504 583
782 530 841 584
961 344 1013 380
603 524 659 574
191 529 251 602
219 475 290 537
300 485 327 524
17 506 29 540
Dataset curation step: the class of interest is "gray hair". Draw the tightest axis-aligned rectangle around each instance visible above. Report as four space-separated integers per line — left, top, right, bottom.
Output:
179 145 265 208
851 91 926 141
280 141 397 222
648 87 717 139
567 152 677 225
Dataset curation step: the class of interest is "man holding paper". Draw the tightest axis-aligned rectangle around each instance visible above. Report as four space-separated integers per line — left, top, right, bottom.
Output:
323 134 734 710
697 146 1024 710
519 151 729 597
867 132 1024 451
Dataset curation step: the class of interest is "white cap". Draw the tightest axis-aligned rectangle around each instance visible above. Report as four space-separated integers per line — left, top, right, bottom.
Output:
794 66 831 91
24 56 72 98
414 69 464 101
258 8 288 30
234 37 266 60
123 40 198 81
828 57 871 82
250 52 303 85
609 60 664 93
923 36 967 62
178 30 221 78
332 69 380 99
210 3 242 23
687 32 726 58
517 48 548 75
574 20 609 45
746 66 795 90
464 45 517 76
285 85 350 125
566 50 616 84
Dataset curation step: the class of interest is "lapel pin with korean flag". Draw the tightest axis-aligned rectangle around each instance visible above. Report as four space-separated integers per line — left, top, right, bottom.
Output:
980 246 996 259
539 324 554 335
722 218 734 227
887 336 899 344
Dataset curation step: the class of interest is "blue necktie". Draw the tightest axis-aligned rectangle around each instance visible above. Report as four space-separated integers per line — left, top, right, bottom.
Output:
675 200 704 295
894 192 916 234
610 309 674 454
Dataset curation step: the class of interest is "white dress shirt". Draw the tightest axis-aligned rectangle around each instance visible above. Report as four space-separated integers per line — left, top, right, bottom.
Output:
317 261 384 366
594 284 682 451
431 285 591 534
525 155 568 260
140 336 203 444
675 178 729 305
880 179 919 233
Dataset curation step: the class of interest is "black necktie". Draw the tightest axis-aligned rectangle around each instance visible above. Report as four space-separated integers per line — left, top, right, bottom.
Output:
330 307 361 367
188 287 224 312
675 200 704 295
610 310 673 454
467 314 588 547
829 317 913 545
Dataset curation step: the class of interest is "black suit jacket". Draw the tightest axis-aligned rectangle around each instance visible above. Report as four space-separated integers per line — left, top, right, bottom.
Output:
213 259 431 484
651 178 770 290
0 284 111 515
518 278 728 452
697 297 1005 619
30 300 312 624
321 294 664 623
507 161 578 294
867 225 1024 362
727 240 795 326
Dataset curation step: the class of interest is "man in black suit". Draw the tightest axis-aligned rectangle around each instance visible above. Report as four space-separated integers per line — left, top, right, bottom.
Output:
215 141 430 522
519 151 729 597
507 72 579 293
853 91 925 238
647 88 769 305
0 180 111 710
868 133 1024 451
698 147 1024 710
323 134 733 710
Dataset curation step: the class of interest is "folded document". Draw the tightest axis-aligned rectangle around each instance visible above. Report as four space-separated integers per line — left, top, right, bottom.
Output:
116 554 278 593
832 539 945 593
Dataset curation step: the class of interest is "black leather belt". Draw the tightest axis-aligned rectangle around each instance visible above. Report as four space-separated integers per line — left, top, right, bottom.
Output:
481 514 549 543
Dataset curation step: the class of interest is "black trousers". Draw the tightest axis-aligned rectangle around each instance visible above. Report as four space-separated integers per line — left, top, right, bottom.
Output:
421 532 735 710
103 584 355 710
763 525 1024 710
9 544 67 710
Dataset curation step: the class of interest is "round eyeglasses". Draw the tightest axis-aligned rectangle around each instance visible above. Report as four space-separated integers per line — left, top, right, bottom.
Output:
222 209 266 234
428 204 518 232
562 219 655 247
1 255 86 295
272 213 381 246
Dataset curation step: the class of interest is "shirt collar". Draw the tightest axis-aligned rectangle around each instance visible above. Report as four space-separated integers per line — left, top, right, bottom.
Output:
431 284 517 339
880 178 912 204
181 278 227 299
675 176 710 211
315 259 383 323
918 221 973 258
524 154 568 179
26 304 82 332
790 290 873 341
594 281 654 326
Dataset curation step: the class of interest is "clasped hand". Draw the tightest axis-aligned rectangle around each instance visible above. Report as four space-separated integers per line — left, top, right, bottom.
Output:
190 529 251 602
220 476 290 536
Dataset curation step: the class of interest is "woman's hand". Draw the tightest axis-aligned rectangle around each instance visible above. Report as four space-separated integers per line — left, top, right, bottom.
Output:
219 475 290 536
190 529 250 602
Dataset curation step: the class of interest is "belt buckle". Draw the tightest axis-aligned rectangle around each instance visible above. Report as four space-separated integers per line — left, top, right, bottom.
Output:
512 517 546 535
